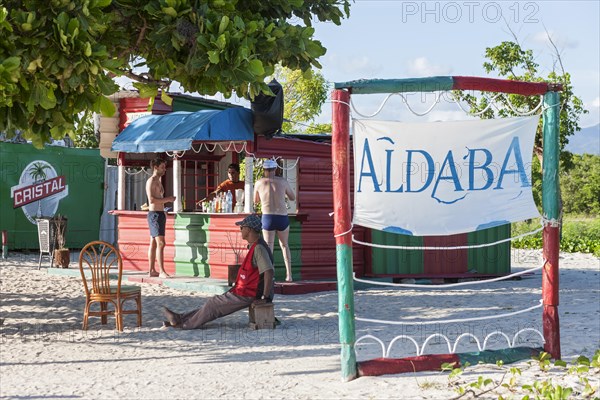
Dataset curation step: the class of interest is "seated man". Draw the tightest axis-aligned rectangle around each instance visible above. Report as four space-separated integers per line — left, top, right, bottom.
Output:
162 214 274 329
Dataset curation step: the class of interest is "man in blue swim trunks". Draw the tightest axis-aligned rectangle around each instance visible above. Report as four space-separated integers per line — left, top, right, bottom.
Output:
146 158 176 278
254 159 296 281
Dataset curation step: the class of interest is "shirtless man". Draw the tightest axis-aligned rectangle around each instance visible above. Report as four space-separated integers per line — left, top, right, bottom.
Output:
254 159 296 281
146 158 176 278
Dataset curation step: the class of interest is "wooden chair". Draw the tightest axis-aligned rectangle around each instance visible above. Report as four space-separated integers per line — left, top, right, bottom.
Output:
78 241 142 331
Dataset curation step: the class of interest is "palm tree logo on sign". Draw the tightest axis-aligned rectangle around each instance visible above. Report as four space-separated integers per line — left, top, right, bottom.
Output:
10 160 69 224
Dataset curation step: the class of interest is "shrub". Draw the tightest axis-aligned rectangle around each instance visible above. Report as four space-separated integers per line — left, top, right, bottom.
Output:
512 218 600 257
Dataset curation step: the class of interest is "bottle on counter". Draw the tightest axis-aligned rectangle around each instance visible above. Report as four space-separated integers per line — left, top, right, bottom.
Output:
226 190 233 213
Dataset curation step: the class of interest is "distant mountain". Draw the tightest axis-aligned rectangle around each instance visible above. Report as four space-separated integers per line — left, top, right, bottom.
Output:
565 124 600 155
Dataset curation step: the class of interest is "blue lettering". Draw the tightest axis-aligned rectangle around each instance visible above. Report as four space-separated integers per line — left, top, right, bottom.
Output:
406 150 434 192
495 137 530 189
432 151 464 201
468 148 494 190
385 149 404 192
358 139 381 192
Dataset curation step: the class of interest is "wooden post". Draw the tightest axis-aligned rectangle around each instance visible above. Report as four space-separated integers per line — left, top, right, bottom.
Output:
541 91 561 359
244 155 254 213
331 89 357 381
173 157 182 212
117 153 125 211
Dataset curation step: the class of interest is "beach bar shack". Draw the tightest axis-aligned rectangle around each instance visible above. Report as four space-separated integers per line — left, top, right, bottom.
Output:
107 94 509 283
108 94 368 282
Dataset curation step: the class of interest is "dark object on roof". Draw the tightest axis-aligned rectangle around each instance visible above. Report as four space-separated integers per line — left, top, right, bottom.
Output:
251 79 284 140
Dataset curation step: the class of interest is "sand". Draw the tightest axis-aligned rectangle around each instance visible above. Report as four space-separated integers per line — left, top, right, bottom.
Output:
1 249 598 399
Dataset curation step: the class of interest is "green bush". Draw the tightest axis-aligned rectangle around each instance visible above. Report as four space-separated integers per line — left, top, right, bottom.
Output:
561 154 600 216
512 218 600 257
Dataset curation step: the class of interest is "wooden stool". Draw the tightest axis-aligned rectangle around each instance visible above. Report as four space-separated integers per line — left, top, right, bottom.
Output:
249 302 276 330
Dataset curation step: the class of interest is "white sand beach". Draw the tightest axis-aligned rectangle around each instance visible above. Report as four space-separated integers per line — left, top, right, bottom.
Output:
1 249 598 399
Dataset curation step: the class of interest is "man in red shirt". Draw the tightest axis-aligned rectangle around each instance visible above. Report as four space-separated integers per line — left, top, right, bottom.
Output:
162 214 274 329
197 163 245 206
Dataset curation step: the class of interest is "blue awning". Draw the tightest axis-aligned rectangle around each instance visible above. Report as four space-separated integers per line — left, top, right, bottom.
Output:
111 107 254 153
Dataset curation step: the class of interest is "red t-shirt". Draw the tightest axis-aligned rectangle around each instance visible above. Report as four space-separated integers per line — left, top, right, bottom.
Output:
216 180 245 204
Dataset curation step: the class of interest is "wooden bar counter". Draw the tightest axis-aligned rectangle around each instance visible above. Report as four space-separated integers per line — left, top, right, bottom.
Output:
110 210 303 280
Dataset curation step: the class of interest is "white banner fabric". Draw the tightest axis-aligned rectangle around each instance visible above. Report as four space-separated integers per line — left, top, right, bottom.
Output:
352 116 541 236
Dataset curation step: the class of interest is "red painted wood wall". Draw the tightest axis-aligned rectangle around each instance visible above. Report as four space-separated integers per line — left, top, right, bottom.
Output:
114 211 176 276
255 136 367 280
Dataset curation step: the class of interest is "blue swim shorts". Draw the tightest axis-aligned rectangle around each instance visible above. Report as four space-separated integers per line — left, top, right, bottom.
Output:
147 211 166 237
261 214 289 231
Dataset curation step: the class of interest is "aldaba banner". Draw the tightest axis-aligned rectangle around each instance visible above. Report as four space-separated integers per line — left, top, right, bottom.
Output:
353 116 541 236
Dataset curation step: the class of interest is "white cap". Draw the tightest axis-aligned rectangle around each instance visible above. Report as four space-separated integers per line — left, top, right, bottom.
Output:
263 159 278 169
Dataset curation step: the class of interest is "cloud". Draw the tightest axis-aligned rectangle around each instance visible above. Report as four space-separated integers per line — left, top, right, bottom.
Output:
323 53 383 80
406 57 452 77
425 110 474 122
580 97 600 127
532 30 578 50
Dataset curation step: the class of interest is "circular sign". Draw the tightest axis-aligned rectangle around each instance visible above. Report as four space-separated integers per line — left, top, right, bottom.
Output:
18 161 60 224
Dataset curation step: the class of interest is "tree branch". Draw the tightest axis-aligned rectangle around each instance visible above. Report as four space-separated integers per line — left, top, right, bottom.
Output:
503 19 537 77
117 17 148 61
544 25 566 76
502 16 521 47
544 26 568 114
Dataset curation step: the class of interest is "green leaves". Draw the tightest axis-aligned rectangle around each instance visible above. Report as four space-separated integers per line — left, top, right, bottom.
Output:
247 59 264 76
1 56 21 81
95 95 116 117
0 1 126 146
162 7 178 18
30 82 57 110
132 82 159 99
207 50 220 64
1 0 352 146
273 65 329 133
512 216 600 257
218 15 229 34
444 350 600 399
214 34 226 50
94 0 113 7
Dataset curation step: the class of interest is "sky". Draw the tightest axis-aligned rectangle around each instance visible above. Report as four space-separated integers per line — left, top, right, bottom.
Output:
144 1 599 130
310 0 600 128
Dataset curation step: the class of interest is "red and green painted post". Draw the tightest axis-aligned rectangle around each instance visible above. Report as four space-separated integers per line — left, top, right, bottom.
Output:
541 89 561 359
330 77 564 377
332 88 358 381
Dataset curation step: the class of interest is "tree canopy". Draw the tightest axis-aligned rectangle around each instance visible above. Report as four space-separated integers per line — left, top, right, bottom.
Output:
273 65 329 133
561 154 600 216
0 0 350 147
454 38 589 215
454 39 587 167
